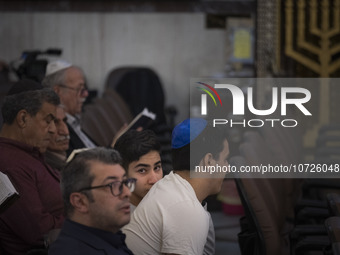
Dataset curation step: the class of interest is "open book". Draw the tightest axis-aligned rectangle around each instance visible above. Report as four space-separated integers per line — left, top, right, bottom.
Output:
111 108 156 147
0 172 19 213
66 148 92 163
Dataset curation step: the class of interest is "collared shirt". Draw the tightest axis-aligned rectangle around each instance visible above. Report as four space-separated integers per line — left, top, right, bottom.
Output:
0 137 64 255
66 113 96 149
49 219 134 255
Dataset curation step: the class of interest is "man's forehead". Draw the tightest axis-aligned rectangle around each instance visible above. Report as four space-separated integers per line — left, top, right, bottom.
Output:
90 161 125 178
130 151 161 165
65 67 85 82
139 150 161 159
39 102 57 116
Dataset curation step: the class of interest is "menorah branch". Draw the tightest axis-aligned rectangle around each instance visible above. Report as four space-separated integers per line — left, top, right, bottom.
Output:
310 0 321 35
329 58 340 73
298 0 321 54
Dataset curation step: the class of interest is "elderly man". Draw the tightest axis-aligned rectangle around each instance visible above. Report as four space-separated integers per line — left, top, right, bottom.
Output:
45 105 70 171
42 60 96 155
49 147 135 255
124 118 229 255
0 80 64 255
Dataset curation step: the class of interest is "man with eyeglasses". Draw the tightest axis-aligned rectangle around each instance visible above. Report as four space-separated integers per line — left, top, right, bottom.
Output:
49 147 135 255
42 60 96 156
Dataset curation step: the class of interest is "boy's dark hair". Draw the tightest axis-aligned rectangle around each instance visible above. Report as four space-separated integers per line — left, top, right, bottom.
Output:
114 129 161 171
172 119 229 170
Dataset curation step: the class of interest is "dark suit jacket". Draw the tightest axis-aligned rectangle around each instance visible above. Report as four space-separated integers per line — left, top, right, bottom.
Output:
49 220 134 255
66 123 96 156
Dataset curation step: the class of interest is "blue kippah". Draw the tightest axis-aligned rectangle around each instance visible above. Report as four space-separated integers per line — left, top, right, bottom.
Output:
171 118 207 149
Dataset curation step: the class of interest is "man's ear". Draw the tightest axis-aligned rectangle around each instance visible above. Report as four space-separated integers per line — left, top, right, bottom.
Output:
202 153 214 166
70 193 90 214
16 110 28 128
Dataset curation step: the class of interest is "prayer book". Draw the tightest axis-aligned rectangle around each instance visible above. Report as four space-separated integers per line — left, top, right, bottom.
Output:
0 172 19 213
111 108 156 147
124 107 156 131
66 148 92 163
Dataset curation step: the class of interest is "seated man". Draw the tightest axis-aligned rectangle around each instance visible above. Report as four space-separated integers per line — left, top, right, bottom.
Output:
45 104 70 171
0 80 64 255
124 118 229 255
114 129 163 212
42 60 96 155
49 147 135 255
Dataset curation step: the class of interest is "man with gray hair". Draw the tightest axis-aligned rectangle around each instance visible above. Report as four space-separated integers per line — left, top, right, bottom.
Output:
45 104 70 171
0 80 64 255
49 147 135 255
42 60 96 155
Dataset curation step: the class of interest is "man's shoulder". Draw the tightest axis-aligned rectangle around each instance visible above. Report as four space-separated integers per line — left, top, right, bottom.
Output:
143 172 195 200
0 139 43 171
137 174 181 204
49 224 99 255
133 176 201 219
51 220 133 255
49 237 99 255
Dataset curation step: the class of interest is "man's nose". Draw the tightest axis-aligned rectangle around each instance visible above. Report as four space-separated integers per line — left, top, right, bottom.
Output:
81 89 89 98
148 171 159 185
58 122 69 135
49 121 57 134
120 183 132 198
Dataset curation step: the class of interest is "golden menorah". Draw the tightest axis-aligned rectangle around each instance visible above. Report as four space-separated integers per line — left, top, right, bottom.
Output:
285 0 340 147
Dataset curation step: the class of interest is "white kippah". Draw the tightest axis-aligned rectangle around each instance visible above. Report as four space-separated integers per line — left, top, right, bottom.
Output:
45 60 72 76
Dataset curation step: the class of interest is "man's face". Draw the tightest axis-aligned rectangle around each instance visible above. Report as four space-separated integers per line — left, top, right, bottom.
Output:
57 67 88 116
22 102 57 153
127 150 163 206
48 106 70 153
87 161 131 233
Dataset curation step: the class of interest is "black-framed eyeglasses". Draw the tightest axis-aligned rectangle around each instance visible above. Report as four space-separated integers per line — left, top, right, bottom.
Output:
58 84 88 95
78 178 137 197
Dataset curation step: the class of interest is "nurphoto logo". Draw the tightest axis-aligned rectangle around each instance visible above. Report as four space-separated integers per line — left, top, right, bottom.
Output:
195 80 312 128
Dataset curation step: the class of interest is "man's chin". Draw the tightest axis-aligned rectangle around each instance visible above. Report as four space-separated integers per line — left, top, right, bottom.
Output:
120 216 131 229
58 143 69 151
76 105 84 114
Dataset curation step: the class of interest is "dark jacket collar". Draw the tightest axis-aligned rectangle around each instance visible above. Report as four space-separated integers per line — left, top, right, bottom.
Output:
62 219 133 255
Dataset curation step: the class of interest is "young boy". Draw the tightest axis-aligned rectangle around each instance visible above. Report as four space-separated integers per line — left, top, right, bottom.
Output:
114 129 163 212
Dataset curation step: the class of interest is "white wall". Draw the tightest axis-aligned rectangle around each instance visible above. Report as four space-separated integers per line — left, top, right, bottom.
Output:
0 12 227 122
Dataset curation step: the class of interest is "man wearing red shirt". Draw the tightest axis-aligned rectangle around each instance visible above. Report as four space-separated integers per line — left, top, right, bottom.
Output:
0 80 65 255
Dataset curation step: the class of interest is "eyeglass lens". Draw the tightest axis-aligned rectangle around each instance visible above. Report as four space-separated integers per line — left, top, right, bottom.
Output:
111 179 135 196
